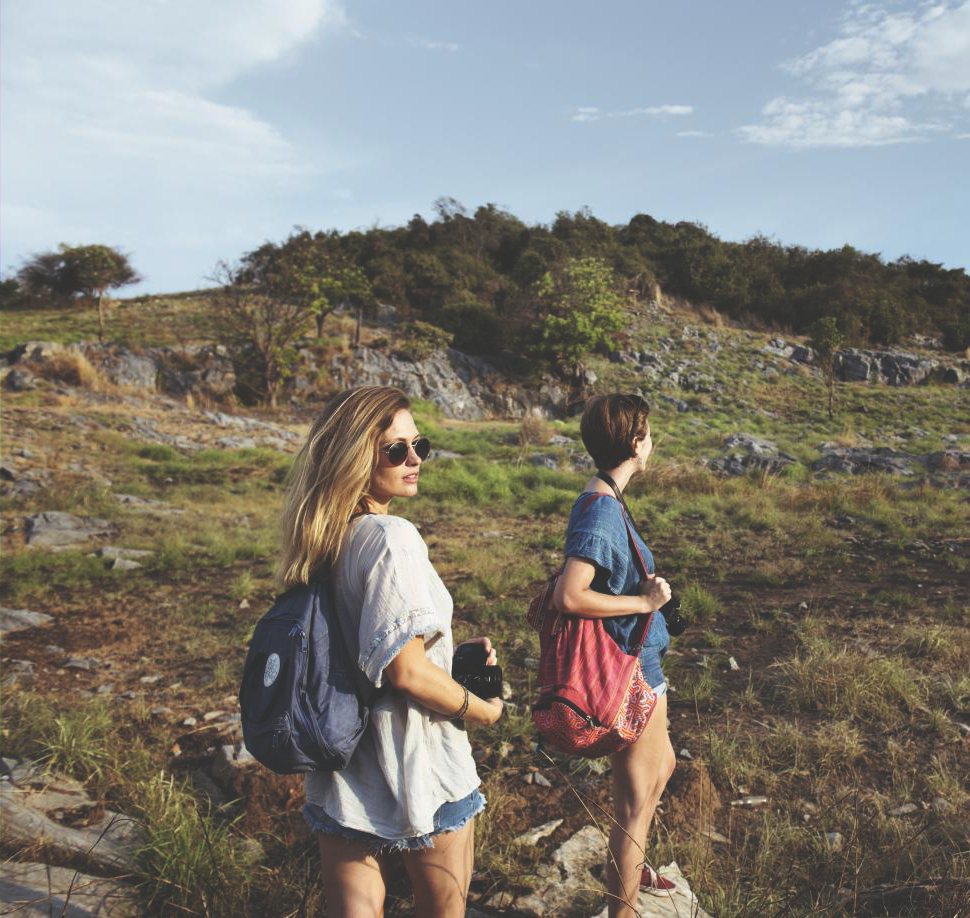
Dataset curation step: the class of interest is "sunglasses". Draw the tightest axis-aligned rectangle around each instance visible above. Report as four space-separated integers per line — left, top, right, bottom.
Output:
380 436 431 466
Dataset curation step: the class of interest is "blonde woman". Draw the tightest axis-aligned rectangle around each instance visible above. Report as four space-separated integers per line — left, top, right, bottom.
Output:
278 386 503 917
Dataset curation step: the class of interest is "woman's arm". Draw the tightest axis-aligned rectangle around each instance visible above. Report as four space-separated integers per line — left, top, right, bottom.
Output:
554 556 671 618
384 637 503 726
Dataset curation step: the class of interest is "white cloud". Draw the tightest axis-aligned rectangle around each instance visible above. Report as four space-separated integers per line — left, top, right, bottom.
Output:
571 104 693 123
410 36 461 52
677 130 712 138
1 0 343 267
739 1 970 147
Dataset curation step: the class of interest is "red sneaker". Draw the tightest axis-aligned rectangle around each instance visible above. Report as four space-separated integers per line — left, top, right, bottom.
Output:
640 865 677 896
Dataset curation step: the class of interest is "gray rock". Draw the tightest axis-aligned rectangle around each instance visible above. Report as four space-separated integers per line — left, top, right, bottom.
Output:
0 607 54 634
659 395 689 413
513 818 563 846
591 861 710 918
790 345 815 364
2 659 36 686
24 512 116 550
3 368 37 391
824 832 844 853
529 454 559 470
111 558 144 571
940 366 964 384
83 346 158 389
709 434 797 476
548 434 574 447
63 657 101 672
215 436 258 450
0 772 142 874
0 861 140 916
889 802 919 817
813 447 919 476
113 493 184 516
99 546 154 561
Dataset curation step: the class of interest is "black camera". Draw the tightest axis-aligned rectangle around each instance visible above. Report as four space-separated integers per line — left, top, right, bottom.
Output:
452 643 503 699
658 595 688 637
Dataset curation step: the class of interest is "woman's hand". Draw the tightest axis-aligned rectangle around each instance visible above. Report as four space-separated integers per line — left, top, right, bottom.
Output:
639 573 672 612
458 636 497 666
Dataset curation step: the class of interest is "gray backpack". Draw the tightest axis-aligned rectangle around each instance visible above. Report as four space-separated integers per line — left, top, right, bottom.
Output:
239 577 375 774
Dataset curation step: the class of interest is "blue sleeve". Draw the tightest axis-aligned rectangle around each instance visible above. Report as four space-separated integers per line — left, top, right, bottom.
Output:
564 496 630 596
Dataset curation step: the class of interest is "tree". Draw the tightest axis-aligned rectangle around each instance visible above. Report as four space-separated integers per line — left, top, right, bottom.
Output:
533 256 625 377
810 316 845 419
251 231 373 339
210 259 314 409
16 244 140 341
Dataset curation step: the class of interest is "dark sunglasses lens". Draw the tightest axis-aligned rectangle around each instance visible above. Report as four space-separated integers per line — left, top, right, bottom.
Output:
413 437 431 461
385 442 409 465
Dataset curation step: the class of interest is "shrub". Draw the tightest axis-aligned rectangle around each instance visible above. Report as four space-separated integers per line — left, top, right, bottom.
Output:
392 320 453 361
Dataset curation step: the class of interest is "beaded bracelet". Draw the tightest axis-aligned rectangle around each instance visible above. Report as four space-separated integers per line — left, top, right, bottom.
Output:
452 685 470 721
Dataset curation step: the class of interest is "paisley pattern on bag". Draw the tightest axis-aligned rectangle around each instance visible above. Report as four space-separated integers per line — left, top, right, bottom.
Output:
532 663 658 759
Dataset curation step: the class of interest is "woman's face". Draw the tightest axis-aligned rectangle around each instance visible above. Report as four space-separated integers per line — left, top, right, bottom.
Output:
633 422 653 469
369 408 423 508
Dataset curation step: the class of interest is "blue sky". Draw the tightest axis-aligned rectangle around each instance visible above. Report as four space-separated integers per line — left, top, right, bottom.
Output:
2 0 968 294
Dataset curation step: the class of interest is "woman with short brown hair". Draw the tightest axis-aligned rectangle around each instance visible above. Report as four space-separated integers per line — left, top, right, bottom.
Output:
555 393 677 916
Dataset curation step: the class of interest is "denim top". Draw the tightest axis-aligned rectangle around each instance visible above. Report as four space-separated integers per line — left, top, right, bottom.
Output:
564 491 655 653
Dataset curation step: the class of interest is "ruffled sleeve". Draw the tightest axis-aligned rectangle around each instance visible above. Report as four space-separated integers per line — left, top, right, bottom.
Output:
352 517 442 687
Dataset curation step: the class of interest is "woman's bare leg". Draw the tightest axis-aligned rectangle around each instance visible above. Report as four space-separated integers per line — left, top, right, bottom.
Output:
605 693 676 918
316 833 388 918
400 819 475 918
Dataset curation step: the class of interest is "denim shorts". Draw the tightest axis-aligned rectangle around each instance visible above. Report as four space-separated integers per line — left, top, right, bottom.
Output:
302 788 485 855
639 611 670 695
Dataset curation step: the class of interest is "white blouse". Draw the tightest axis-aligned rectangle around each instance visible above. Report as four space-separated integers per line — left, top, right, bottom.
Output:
304 514 481 838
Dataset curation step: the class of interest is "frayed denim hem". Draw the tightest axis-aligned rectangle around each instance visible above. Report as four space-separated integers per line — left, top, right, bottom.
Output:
303 788 485 855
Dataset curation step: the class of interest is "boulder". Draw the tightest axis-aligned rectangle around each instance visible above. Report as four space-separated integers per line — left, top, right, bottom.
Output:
813 446 919 476
0 861 140 917
591 861 710 918
709 434 797 476
24 512 117 550
0 771 142 874
0 607 54 634
3 368 37 391
80 345 157 389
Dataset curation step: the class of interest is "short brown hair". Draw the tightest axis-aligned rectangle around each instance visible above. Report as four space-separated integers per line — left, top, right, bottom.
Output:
580 393 650 470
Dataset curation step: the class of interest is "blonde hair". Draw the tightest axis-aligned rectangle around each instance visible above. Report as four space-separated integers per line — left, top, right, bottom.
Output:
277 386 410 589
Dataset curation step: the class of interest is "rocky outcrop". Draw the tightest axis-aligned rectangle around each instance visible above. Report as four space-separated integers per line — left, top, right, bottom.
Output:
834 349 938 386
329 346 567 420
708 434 798 476
813 446 921 476
6 341 236 401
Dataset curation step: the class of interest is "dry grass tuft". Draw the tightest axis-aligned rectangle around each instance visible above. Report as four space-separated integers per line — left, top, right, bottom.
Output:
518 412 553 447
33 351 104 389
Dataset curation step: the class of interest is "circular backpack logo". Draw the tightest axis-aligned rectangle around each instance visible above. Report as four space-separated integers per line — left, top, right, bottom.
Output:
263 653 281 687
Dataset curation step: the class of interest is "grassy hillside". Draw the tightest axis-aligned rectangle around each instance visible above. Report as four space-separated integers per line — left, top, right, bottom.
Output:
1 298 968 915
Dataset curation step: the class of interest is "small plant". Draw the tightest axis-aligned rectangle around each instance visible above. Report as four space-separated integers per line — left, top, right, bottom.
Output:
134 770 252 914
680 582 719 623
